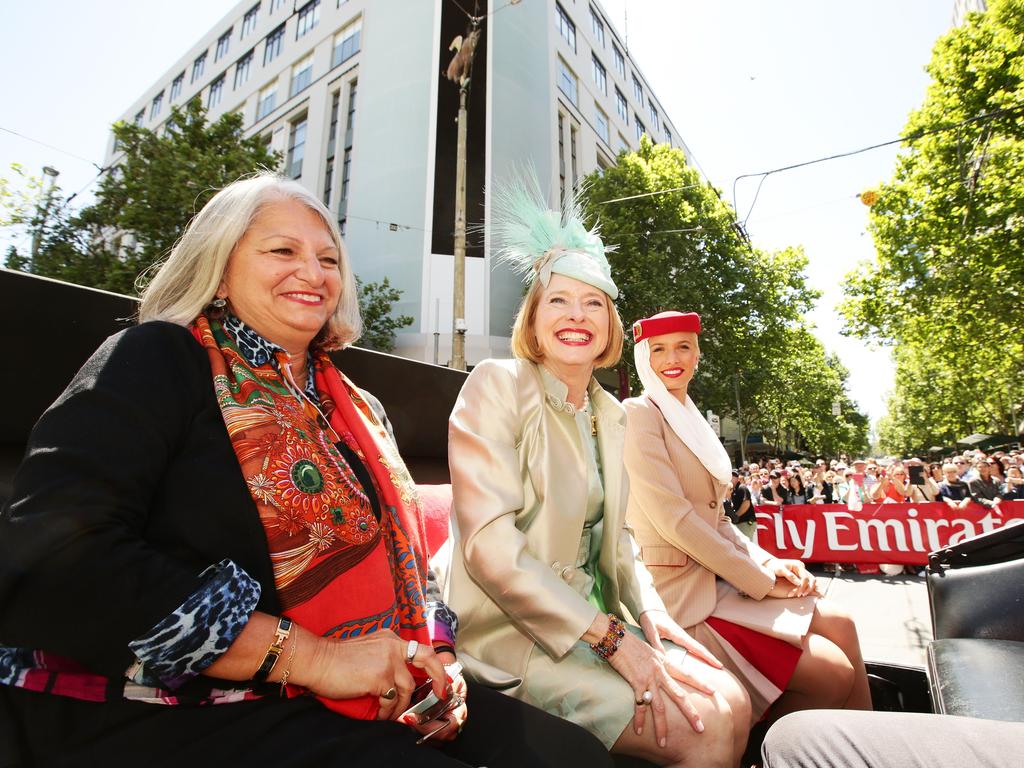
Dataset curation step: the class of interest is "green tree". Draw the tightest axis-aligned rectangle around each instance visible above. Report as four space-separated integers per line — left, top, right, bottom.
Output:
841 0 1024 445
14 100 280 295
356 277 413 352
582 137 867 455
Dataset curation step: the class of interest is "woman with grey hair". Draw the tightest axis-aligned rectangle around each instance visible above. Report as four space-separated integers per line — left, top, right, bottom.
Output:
0 173 611 767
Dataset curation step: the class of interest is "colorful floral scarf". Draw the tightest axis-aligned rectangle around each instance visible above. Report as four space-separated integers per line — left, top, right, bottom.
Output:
191 315 432 719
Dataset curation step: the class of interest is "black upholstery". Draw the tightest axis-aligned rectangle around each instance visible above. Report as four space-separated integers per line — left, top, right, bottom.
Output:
928 520 1024 570
928 556 1024 641
925 526 1024 722
927 639 1024 721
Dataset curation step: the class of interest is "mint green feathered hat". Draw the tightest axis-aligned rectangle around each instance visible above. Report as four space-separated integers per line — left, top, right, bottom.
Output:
491 170 618 299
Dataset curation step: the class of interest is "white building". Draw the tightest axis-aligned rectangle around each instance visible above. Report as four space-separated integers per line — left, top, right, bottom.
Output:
952 0 987 26
108 0 692 364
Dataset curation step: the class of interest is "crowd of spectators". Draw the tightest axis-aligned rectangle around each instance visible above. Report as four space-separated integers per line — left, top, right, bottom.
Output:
724 447 1024 522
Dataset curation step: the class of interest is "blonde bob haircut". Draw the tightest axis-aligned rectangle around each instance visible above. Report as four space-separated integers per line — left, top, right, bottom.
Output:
138 172 361 349
510 278 624 368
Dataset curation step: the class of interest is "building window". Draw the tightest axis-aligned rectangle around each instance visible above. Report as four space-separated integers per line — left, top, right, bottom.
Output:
617 133 628 154
345 79 357 136
590 7 605 47
241 4 259 37
150 90 164 119
558 113 566 204
665 128 672 147
215 28 233 61
270 0 287 12
287 115 308 179
557 58 577 106
290 54 313 96
570 124 578 189
340 147 352 202
296 0 320 39
635 116 645 141
191 52 207 84
170 72 184 101
207 75 225 109
555 3 576 52
648 101 659 132
595 107 609 144
632 74 643 102
257 82 277 119
591 54 606 95
264 24 285 66
612 44 625 77
323 90 340 206
234 50 253 89
134 109 145 126
333 18 362 66
615 88 627 123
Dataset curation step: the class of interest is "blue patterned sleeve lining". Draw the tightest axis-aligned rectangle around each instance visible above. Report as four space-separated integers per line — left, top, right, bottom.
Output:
127 559 261 690
424 567 458 646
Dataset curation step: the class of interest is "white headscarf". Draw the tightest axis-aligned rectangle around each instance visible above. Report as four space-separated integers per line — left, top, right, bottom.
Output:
634 337 733 485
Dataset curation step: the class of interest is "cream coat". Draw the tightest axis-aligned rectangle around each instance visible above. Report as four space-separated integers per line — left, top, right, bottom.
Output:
623 395 776 628
442 359 666 689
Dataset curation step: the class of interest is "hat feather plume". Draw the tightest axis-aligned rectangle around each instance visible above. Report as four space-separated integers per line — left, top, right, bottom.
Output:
489 168 612 281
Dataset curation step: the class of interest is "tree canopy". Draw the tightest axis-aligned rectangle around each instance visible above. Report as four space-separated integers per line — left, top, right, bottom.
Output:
840 0 1024 452
8 99 281 295
583 137 868 457
3 100 412 352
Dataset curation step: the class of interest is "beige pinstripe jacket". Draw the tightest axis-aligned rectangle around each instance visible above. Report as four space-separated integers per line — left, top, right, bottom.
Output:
623 395 776 628
441 360 666 688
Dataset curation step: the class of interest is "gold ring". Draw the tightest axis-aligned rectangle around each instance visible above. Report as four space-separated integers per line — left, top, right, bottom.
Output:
381 687 397 700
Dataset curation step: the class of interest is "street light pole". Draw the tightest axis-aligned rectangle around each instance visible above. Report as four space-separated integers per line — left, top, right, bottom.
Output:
30 166 60 264
734 371 746 466
445 5 482 371
452 76 469 370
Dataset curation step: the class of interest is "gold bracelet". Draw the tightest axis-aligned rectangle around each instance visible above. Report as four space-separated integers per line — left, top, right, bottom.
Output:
253 616 292 683
279 630 299 696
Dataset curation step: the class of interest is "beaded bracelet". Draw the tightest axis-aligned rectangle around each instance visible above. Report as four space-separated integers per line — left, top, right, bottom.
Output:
590 614 626 661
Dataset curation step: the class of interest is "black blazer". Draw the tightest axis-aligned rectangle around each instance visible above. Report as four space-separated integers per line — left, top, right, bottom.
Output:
0 322 279 686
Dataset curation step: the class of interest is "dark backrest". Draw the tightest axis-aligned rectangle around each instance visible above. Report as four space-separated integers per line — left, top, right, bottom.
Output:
0 268 466 501
927 522 1024 641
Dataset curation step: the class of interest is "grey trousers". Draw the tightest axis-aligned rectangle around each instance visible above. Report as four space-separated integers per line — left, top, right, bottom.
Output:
762 710 1024 768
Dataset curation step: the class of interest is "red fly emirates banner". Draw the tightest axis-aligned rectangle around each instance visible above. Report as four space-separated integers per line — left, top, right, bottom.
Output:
754 501 1024 565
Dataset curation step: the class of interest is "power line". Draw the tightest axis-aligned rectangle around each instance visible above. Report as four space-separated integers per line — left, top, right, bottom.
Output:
732 100 1024 225
0 125 103 169
597 184 702 205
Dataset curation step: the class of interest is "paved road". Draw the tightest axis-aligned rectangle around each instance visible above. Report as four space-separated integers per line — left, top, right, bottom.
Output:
815 571 932 668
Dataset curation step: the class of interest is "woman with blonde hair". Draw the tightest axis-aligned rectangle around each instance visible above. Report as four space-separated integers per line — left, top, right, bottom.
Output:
623 311 872 729
444 178 751 767
0 172 611 767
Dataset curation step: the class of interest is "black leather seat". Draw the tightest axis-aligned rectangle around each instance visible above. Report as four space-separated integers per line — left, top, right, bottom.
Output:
926 524 1024 722
927 639 1024 721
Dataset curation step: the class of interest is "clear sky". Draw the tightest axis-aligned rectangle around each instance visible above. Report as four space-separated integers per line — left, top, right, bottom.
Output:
1 0 955 429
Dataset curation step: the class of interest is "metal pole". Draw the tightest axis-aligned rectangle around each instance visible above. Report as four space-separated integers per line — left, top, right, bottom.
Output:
734 372 746 466
433 298 441 366
30 166 59 264
451 81 469 370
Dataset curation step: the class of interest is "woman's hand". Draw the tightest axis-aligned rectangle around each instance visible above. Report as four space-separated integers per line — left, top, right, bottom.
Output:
302 632 448 720
608 628 714 746
766 558 820 598
401 668 468 744
639 610 722 669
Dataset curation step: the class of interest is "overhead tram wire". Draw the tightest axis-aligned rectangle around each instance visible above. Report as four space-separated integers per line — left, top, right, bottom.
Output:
732 99 1024 227
0 125 104 170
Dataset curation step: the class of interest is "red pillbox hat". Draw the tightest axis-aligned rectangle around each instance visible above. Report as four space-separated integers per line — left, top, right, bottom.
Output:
632 311 702 343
